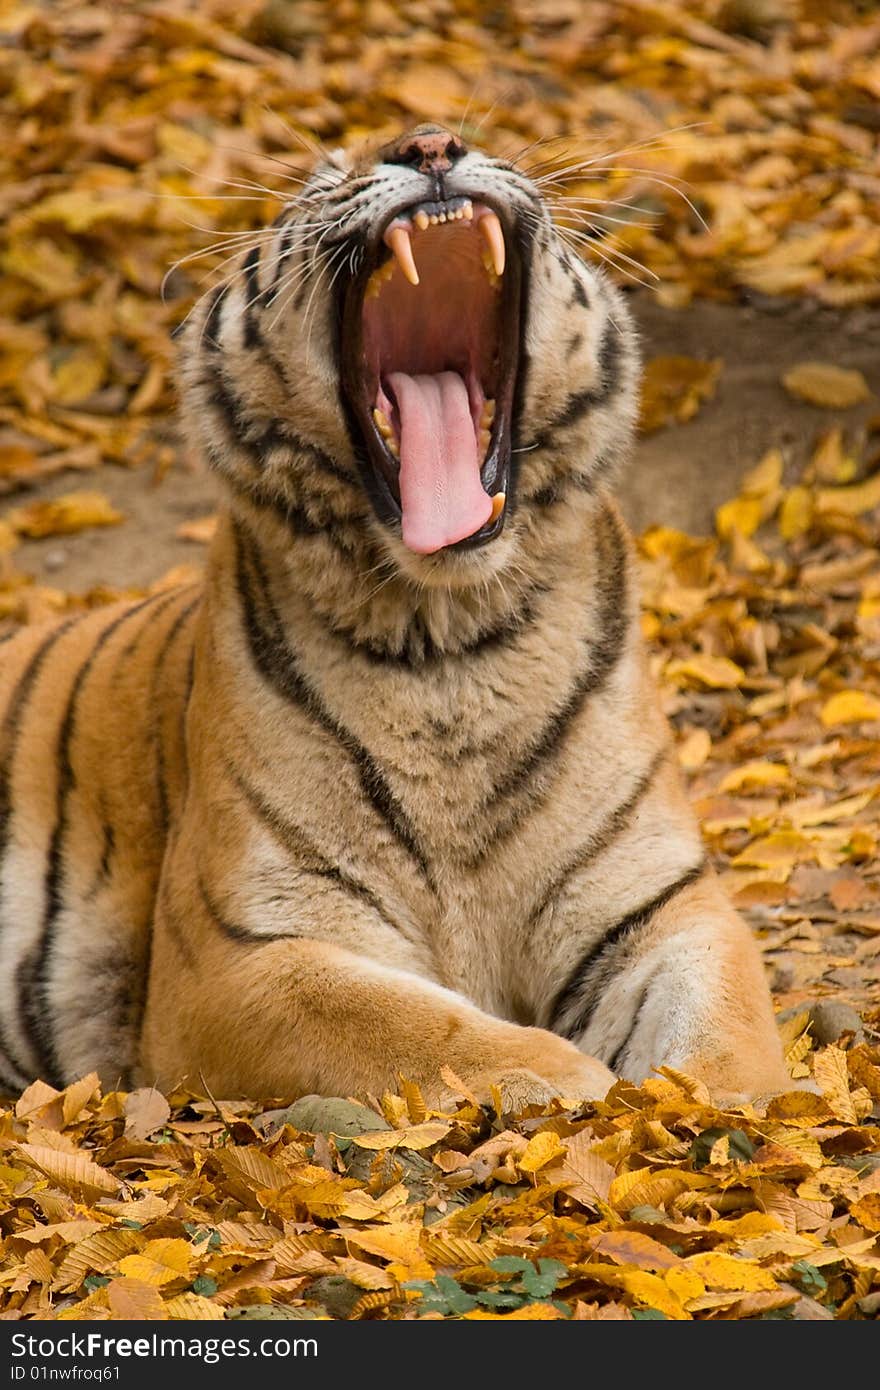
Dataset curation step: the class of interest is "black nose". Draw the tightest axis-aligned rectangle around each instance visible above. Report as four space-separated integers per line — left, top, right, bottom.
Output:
383 124 467 175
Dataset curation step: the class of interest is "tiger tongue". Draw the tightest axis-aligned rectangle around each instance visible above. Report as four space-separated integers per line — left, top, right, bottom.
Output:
387 370 492 555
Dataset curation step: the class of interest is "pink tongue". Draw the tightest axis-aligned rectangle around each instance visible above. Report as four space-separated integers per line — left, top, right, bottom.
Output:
387 370 492 555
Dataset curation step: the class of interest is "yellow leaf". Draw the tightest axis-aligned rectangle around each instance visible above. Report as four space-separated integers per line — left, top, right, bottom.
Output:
820 690 880 726
53 1229 142 1292
466 1303 563 1320
348 1223 434 1281
588 1264 690 1320
779 485 814 540
518 1130 567 1175
17 1144 120 1198
52 347 105 406
351 1121 450 1151
400 1077 427 1124
766 1091 831 1125
851 1194 880 1232
677 727 711 772
812 1046 858 1124
592 1230 682 1271
720 761 789 792
6 491 124 538
812 428 857 485
549 1128 614 1208
665 655 745 690
816 471 880 518
639 355 722 434
686 1253 777 1292
716 495 762 540
117 1238 194 1288
175 515 217 544
782 361 871 408
741 448 784 498
60 1073 101 1126
107 1277 168 1320
164 1293 225 1320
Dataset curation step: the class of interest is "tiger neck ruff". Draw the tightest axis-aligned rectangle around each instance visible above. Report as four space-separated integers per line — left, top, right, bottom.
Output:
0 125 788 1107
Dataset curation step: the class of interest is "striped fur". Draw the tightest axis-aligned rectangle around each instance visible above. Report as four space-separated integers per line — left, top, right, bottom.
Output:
0 130 787 1106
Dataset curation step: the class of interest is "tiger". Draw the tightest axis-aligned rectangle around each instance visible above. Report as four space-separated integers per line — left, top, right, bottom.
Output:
0 123 789 1109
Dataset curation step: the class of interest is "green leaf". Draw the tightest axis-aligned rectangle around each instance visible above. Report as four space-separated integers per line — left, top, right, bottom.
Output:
522 1260 566 1300
489 1256 533 1278
404 1276 476 1316
632 1308 669 1320
83 1274 110 1292
475 1289 526 1309
689 1127 755 1168
119 1219 142 1230
791 1260 827 1295
192 1274 218 1297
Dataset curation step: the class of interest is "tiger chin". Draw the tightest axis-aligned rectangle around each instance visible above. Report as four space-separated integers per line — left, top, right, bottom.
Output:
0 124 789 1110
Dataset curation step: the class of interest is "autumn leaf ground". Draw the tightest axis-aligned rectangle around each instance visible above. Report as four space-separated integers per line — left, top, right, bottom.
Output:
1 0 880 1322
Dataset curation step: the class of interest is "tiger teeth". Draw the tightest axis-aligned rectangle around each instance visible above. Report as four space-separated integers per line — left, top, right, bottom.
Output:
372 407 393 438
413 210 429 231
489 492 506 523
383 224 419 286
478 210 505 277
480 398 495 427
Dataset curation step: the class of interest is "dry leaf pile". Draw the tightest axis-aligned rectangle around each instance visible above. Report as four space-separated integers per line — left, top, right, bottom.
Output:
1 0 878 482
1 1049 879 1322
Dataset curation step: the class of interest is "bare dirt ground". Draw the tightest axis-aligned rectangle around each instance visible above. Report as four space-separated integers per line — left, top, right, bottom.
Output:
6 294 878 595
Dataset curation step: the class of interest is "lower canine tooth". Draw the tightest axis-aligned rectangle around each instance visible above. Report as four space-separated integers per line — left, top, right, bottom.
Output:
490 492 506 523
373 407 392 437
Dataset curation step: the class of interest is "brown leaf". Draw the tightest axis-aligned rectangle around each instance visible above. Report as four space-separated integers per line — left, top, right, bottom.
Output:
123 1086 171 1141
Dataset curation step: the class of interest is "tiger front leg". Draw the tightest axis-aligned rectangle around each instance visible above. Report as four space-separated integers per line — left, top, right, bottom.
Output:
141 886 614 1108
550 871 789 1105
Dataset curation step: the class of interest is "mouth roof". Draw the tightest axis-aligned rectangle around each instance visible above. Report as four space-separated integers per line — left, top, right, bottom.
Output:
341 196 521 557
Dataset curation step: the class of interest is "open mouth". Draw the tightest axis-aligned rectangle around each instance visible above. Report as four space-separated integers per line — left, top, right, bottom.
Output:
340 198 522 556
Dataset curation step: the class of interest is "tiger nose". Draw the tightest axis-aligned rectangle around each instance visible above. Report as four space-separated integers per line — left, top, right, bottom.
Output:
389 125 467 174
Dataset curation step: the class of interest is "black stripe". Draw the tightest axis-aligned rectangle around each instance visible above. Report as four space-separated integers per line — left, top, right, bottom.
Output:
530 329 622 452
198 875 300 945
609 977 653 1075
529 745 668 927
0 619 76 1082
241 245 263 346
149 593 200 836
270 222 298 296
229 759 408 934
156 875 196 968
117 589 183 660
234 521 431 882
203 285 227 349
19 597 161 1085
477 504 629 835
324 581 549 669
549 861 708 1041
205 356 356 490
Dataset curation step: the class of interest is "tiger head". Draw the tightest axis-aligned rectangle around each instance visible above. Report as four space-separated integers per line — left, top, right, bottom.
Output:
183 124 639 596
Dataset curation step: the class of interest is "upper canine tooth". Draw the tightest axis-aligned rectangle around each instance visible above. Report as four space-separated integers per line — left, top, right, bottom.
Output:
478 211 505 277
383 225 419 286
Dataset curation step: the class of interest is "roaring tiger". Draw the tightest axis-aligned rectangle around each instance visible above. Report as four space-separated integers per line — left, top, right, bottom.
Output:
0 125 788 1107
